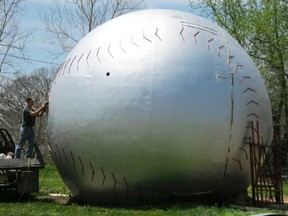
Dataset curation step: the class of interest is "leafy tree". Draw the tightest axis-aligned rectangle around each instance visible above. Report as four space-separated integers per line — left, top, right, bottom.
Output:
248 1 288 154
41 0 146 59
190 0 288 163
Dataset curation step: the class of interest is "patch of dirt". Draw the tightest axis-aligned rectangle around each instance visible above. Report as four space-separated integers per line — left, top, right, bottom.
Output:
37 194 71 205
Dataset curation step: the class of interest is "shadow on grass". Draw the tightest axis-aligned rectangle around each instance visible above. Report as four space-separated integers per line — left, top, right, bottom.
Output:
0 190 217 211
0 191 33 203
2 190 288 215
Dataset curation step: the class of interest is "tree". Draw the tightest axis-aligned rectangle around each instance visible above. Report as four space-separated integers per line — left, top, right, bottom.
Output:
189 0 251 47
0 68 55 151
0 0 30 76
251 1 288 161
41 0 146 59
189 0 288 162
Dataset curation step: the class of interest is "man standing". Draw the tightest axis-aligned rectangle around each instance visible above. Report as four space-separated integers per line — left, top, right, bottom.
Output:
14 97 48 159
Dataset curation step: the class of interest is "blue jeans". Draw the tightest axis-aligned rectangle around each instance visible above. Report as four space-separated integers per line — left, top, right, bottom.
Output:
14 126 35 158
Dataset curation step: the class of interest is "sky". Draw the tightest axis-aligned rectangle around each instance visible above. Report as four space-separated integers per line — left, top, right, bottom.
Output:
16 0 192 74
147 0 191 11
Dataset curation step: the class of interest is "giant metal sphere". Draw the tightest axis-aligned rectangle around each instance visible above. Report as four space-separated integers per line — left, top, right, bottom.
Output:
47 9 273 205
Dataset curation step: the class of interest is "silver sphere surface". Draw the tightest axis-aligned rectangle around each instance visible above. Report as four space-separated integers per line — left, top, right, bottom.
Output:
48 9 273 205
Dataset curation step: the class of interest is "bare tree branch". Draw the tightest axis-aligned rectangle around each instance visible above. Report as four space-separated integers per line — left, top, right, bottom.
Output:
0 68 55 142
0 0 30 74
41 0 146 58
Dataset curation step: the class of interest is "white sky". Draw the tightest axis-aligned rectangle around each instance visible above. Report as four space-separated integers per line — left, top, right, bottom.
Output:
18 0 191 73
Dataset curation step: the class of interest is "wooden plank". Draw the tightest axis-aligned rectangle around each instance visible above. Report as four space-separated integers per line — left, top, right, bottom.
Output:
0 158 44 169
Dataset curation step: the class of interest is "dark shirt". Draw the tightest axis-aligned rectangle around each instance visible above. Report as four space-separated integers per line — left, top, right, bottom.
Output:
22 106 36 127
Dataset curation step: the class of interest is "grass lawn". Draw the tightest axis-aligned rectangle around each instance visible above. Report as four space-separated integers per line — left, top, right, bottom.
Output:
0 163 287 216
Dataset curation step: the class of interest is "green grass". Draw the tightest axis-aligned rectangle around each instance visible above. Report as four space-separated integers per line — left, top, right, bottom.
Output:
1 202 284 216
283 182 288 197
39 163 69 195
0 164 286 216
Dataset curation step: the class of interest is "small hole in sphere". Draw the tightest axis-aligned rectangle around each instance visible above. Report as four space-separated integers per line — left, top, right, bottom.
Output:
106 72 110 76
